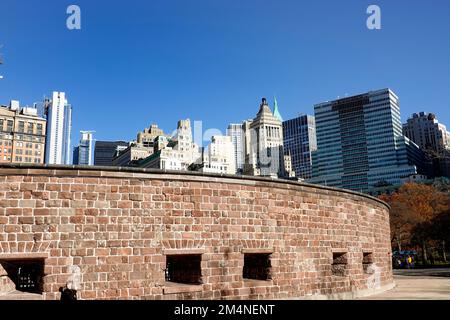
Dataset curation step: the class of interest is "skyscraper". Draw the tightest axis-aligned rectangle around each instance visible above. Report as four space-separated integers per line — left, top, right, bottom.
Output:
403 112 450 178
174 119 202 169
283 115 317 179
226 123 245 174
44 92 73 165
403 112 450 154
73 131 94 165
309 89 425 193
94 141 129 166
243 98 286 177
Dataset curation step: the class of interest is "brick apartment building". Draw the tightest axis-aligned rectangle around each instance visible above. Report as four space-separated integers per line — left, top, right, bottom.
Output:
0 101 46 164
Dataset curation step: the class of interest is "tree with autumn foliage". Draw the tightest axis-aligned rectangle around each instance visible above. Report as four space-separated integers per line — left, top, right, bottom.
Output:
379 183 449 265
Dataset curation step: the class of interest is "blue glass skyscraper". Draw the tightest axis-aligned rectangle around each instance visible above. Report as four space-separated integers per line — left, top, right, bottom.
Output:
282 115 317 179
73 131 94 165
309 88 426 193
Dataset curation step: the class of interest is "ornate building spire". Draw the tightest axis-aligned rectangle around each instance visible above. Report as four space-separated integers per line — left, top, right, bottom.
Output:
273 96 283 122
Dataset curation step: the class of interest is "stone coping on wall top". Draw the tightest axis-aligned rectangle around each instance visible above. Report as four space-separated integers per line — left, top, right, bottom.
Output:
0 163 389 210
162 282 203 295
0 252 49 260
241 248 274 254
162 248 206 255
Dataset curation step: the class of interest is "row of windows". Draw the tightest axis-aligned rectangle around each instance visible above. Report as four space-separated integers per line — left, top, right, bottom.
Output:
14 149 41 156
14 135 45 143
0 119 43 135
13 156 41 163
14 142 42 149
0 251 368 297
164 251 376 286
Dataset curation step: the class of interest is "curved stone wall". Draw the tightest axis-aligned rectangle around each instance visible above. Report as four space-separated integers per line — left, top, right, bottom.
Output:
0 165 393 300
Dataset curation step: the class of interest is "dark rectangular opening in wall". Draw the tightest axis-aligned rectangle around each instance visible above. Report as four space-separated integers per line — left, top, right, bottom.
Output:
243 253 272 280
165 254 202 285
331 252 348 277
0 259 45 294
363 252 374 273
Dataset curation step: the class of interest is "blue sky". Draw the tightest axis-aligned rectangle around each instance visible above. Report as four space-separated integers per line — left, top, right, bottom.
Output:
1 0 450 146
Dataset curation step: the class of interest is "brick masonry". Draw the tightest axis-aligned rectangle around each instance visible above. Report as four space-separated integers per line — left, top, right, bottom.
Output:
0 165 393 300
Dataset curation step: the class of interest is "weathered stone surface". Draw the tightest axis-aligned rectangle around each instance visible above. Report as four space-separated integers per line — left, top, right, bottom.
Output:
0 278 16 294
0 165 393 300
0 264 15 295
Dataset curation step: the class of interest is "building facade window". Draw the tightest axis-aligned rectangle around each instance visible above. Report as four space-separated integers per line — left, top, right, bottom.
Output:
243 253 272 281
27 123 34 134
0 259 45 294
6 120 13 132
362 252 374 273
18 121 25 133
165 254 202 285
331 252 348 277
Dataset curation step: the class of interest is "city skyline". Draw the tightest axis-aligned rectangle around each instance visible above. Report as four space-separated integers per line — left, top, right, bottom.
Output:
1 0 450 144
0 1 449 304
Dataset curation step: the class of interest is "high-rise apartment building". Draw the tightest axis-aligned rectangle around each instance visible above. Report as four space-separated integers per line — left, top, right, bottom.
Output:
403 112 450 154
44 92 72 165
0 101 46 164
283 115 317 179
403 112 450 178
226 123 245 173
309 89 426 193
73 131 94 165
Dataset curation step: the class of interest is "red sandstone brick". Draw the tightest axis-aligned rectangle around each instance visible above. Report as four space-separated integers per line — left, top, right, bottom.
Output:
6 208 22 216
0 199 18 207
0 168 392 300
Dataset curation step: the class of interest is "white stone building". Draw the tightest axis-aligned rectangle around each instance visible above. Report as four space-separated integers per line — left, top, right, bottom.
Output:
44 92 72 165
201 135 236 175
243 98 289 177
139 119 202 171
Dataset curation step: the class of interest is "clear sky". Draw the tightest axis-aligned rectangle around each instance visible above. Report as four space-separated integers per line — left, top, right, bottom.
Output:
1 0 450 146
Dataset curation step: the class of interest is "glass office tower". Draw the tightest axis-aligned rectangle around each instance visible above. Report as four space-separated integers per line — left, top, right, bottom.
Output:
282 115 317 179
73 131 94 165
309 88 424 193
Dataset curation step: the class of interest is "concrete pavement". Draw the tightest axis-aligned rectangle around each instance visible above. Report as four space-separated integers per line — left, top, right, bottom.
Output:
364 268 450 300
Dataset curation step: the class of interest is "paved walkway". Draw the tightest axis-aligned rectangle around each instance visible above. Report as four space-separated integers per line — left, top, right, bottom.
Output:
365 268 450 300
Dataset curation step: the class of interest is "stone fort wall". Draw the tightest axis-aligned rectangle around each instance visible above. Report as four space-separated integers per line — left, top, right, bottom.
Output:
0 165 394 300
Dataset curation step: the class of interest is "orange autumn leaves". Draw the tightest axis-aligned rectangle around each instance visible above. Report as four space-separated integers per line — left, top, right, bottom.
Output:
379 183 449 250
